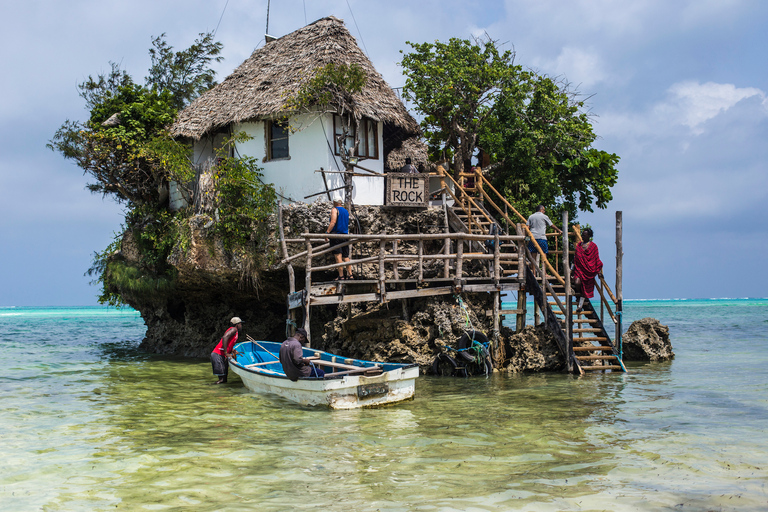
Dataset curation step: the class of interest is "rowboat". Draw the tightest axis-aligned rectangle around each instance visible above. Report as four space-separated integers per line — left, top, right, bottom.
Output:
229 340 420 409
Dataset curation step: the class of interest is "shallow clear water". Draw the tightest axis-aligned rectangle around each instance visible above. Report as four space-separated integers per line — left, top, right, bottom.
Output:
1 301 767 511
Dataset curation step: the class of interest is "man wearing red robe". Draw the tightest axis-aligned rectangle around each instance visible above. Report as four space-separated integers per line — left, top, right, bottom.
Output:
573 228 603 311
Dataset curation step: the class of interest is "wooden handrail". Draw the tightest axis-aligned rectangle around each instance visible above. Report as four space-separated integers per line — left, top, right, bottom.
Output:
472 172 565 285
438 168 497 234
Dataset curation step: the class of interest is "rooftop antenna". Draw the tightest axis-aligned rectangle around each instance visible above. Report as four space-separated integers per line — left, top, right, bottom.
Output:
265 0 276 43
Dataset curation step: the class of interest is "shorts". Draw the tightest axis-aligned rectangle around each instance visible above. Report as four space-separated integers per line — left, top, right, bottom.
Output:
330 236 350 258
528 239 549 255
211 351 229 377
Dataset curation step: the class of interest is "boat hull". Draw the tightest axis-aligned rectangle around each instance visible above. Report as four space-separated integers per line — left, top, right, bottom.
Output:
229 341 419 409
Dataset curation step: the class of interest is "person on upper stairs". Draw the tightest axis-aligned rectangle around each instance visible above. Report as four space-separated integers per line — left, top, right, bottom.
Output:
527 205 562 267
572 227 603 312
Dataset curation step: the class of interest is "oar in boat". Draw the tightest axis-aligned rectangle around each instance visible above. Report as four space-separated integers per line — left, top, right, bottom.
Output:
245 334 280 360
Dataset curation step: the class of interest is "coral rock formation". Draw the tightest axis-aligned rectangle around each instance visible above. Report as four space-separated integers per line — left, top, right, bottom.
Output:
622 317 674 361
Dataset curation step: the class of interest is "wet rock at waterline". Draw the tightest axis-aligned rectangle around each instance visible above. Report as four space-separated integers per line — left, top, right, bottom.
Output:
622 317 674 361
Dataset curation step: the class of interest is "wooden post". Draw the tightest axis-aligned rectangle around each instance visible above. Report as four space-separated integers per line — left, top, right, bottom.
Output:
418 239 424 282
277 202 297 333
392 240 399 281
562 211 572 372
304 239 313 347
616 211 623 358
443 204 451 278
516 223 526 332
493 229 500 285
534 294 540 326
492 290 500 365
379 237 386 303
456 234 464 283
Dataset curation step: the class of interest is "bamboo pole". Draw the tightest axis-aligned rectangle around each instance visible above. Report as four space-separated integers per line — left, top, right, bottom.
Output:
418 239 424 282
378 237 386 303
493 229 500 286
563 211 572 372
392 240 399 281
456 235 464 283
304 239 313 346
278 201 296 335
516 223 526 332
616 211 623 358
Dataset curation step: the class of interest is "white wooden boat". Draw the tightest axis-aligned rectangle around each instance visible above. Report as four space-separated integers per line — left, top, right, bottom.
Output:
229 340 419 409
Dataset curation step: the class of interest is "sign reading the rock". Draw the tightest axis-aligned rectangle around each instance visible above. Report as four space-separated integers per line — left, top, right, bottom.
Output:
386 173 428 207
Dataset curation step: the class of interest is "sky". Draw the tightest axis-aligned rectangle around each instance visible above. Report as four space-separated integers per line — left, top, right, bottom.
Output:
1 0 767 305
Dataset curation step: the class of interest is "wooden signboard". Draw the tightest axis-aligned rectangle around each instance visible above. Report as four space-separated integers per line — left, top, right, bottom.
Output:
385 173 428 207
287 290 306 310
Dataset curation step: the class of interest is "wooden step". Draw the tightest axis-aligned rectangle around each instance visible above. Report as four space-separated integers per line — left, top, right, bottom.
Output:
579 365 624 371
573 346 614 352
573 328 602 333
575 355 619 361
572 336 608 342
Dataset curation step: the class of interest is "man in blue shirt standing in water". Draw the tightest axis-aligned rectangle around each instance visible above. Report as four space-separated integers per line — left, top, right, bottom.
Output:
326 199 353 280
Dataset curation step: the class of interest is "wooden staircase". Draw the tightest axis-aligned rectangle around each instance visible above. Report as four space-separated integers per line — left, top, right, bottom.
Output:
436 166 626 374
528 266 626 374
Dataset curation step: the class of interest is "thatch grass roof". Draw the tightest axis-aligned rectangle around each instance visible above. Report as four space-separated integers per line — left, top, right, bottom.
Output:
386 136 436 171
171 16 419 140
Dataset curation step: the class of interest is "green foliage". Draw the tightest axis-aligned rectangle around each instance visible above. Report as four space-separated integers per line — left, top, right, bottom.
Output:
146 32 224 110
401 35 619 219
400 37 520 177
287 62 367 116
86 238 126 307
212 134 278 250
481 74 619 218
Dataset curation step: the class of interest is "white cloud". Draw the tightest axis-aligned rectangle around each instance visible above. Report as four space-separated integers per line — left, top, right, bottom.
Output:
665 81 765 133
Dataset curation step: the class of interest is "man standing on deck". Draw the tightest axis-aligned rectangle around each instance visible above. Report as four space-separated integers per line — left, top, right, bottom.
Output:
210 317 244 384
527 205 562 267
279 328 324 381
326 199 353 280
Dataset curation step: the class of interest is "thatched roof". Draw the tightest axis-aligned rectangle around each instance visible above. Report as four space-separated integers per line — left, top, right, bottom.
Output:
386 136 436 171
171 16 419 140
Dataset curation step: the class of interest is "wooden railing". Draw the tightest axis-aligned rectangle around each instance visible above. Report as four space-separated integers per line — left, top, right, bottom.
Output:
440 167 566 285
286 231 527 290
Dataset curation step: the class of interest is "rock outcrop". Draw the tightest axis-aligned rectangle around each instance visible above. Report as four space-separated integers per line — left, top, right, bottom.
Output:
622 317 674 361
117 202 494 367
498 325 565 372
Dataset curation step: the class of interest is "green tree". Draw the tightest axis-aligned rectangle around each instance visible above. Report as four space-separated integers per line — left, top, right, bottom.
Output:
48 32 222 207
49 33 276 305
481 74 619 219
400 37 519 179
400 36 619 219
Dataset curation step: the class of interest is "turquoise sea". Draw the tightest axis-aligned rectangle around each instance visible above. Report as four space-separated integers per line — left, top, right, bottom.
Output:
2 299 767 511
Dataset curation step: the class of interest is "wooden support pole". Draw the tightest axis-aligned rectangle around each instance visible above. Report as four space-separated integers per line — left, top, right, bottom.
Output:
443 204 451 278
616 210 623 358
392 240 399 281
562 211 572 372
378 237 386 303
516 223 526 332
418 240 424 282
493 228 501 285
304 239 313 347
278 202 297 331
456 234 464 283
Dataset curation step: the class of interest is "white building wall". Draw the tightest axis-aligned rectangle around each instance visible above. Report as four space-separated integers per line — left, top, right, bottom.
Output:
233 113 385 206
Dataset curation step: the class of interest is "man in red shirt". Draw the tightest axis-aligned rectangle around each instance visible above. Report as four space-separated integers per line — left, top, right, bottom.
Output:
211 317 244 384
